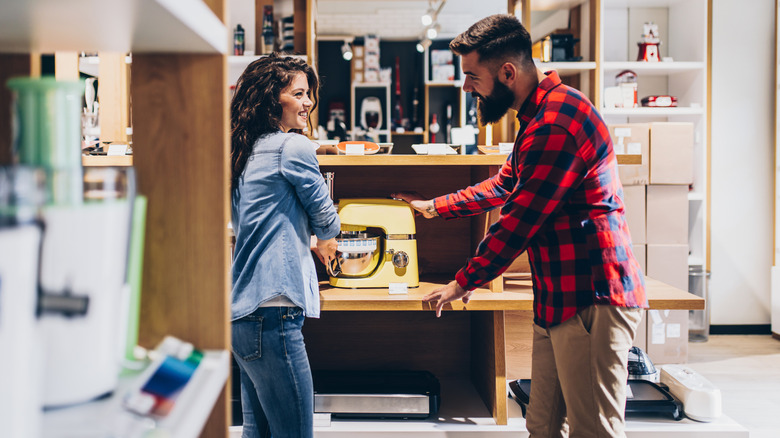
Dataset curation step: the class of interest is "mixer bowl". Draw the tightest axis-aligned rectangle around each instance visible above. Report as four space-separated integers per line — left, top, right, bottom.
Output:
332 232 381 277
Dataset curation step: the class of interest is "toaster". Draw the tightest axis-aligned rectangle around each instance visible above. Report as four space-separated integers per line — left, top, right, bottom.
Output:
660 364 722 422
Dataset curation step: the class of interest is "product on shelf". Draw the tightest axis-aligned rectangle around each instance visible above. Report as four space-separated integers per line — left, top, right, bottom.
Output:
637 22 661 62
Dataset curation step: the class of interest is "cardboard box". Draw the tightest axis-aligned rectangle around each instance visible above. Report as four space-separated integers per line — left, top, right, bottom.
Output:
609 123 649 186
623 185 646 244
646 185 688 245
633 243 646 274
647 244 689 291
646 309 688 364
649 122 694 185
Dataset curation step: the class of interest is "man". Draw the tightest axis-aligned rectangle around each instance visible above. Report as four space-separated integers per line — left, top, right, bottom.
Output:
392 14 647 438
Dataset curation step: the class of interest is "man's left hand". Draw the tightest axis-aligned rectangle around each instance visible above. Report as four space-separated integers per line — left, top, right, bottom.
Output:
422 280 473 317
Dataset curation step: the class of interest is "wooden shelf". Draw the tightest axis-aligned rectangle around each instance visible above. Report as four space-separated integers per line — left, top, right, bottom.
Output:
320 276 531 312
321 275 703 312
317 155 507 166
82 155 134 167
502 275 704 310
0 0 227 54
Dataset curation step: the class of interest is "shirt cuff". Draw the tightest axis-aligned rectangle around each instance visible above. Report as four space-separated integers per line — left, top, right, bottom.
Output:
312 217 341 240
433 196 455 218
455 269 477 292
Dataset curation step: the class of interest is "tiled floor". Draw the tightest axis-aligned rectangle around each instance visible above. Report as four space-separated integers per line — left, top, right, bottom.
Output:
686 334 780 438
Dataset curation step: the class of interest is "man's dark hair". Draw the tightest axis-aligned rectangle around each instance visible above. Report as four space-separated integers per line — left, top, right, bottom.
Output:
449 14 534 71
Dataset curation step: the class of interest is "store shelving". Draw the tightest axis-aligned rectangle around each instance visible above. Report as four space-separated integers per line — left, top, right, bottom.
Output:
0 0 227 54
599 0 709 268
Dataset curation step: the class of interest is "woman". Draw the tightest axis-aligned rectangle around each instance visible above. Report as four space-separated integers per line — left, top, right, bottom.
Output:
230 53 340 438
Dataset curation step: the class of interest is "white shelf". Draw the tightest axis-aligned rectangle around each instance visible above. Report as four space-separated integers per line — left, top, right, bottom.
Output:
353 82 391 88
601 107 705 117
227 379 748 437
536 61 597 76
602 62 705 76
604 0 695 7
0 0 227 54
425 81 463 87
42 349 230 438
78 55 133 78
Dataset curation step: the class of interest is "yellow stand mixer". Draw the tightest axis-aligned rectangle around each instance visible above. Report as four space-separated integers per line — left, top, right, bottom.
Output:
328 198 419 288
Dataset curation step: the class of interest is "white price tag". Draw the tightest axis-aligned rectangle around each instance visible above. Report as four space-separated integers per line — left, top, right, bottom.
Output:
614 128 632 137
613 142 626 155
626 142 642 155
346 143 366 155
388 283 408 295
666 323 681 338
498 142 514 154
651 323 666 345
107 144 128 156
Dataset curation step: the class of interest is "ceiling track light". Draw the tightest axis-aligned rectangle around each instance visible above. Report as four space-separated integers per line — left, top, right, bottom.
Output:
426 23 440 39
420 0 447 31
416 38 432 53
341 40 353 61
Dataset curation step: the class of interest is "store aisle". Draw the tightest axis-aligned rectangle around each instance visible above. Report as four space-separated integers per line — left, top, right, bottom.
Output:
686 335 780 438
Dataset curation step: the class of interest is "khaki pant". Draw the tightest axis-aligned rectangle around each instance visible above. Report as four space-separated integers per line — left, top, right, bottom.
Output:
526 305 643 438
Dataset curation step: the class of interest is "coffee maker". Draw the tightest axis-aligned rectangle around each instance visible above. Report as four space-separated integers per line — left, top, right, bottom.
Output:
329 199 419 288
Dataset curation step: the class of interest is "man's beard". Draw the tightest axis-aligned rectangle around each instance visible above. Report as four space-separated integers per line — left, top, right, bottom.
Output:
474 78 515 125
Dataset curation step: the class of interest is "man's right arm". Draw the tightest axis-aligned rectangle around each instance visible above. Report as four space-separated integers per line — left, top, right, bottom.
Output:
432 157 515 219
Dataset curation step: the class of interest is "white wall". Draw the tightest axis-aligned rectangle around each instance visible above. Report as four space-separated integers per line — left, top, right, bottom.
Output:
710 0 775 325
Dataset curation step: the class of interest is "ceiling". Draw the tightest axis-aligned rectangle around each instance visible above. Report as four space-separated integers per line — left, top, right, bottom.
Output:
315 0 508 40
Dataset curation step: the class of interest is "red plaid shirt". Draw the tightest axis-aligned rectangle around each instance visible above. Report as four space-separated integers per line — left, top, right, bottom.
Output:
434 71 648 328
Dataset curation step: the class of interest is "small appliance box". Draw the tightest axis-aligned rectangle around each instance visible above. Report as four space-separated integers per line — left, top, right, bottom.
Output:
646 309 689 364
646 185 688 245
647 244 689 291
622 185 646 244
649 122 694 185
609 123 649 186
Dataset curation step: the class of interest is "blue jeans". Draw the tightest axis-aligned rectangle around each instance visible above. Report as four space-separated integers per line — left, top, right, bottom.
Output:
231 306 313 438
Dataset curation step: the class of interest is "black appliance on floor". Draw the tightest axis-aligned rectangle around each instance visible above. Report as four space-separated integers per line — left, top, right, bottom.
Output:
508 378 683 421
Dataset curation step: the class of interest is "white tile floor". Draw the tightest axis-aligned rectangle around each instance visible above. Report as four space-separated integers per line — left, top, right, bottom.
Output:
686 334 780 438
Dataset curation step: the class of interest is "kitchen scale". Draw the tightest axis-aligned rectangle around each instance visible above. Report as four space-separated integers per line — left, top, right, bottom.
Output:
313 370 440 420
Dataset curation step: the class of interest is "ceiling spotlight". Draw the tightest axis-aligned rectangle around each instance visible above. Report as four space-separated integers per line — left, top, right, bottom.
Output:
417 38 432 53
341 41 353 61
426 23 440 39
421 8 435 26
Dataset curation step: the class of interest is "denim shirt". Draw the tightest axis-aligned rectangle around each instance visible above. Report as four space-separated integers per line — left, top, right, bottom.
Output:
231 131 340 320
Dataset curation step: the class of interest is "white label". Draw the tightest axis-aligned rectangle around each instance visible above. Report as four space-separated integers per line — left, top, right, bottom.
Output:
388 283 408 295
626 142 642 155
499 142 514 154
346 143 365 155
427 143 450 155
107 144 128 156
613 142 626 155
666 323 681 338
451 126 476 145
649 309 663 324
614 128 632 138
651 323 666 344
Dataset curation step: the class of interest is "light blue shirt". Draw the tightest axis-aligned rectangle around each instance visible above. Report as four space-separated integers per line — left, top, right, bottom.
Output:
231 131 340 320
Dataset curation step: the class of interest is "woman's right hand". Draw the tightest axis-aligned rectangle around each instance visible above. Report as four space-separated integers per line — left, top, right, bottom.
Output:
316 237 339 266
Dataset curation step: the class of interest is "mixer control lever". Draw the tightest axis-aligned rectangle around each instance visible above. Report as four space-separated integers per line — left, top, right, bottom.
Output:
386 249 409 268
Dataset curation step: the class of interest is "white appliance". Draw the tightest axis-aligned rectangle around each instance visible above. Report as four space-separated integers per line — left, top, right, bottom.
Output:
38 201 132 407
660 364 722 422
0 225 43 438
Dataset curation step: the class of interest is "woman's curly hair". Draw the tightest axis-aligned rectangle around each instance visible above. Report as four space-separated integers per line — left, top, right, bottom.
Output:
230 53 319 190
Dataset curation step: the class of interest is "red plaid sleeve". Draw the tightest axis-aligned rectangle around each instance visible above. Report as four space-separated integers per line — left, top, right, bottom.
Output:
433 157 514 217
454 124 587 291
